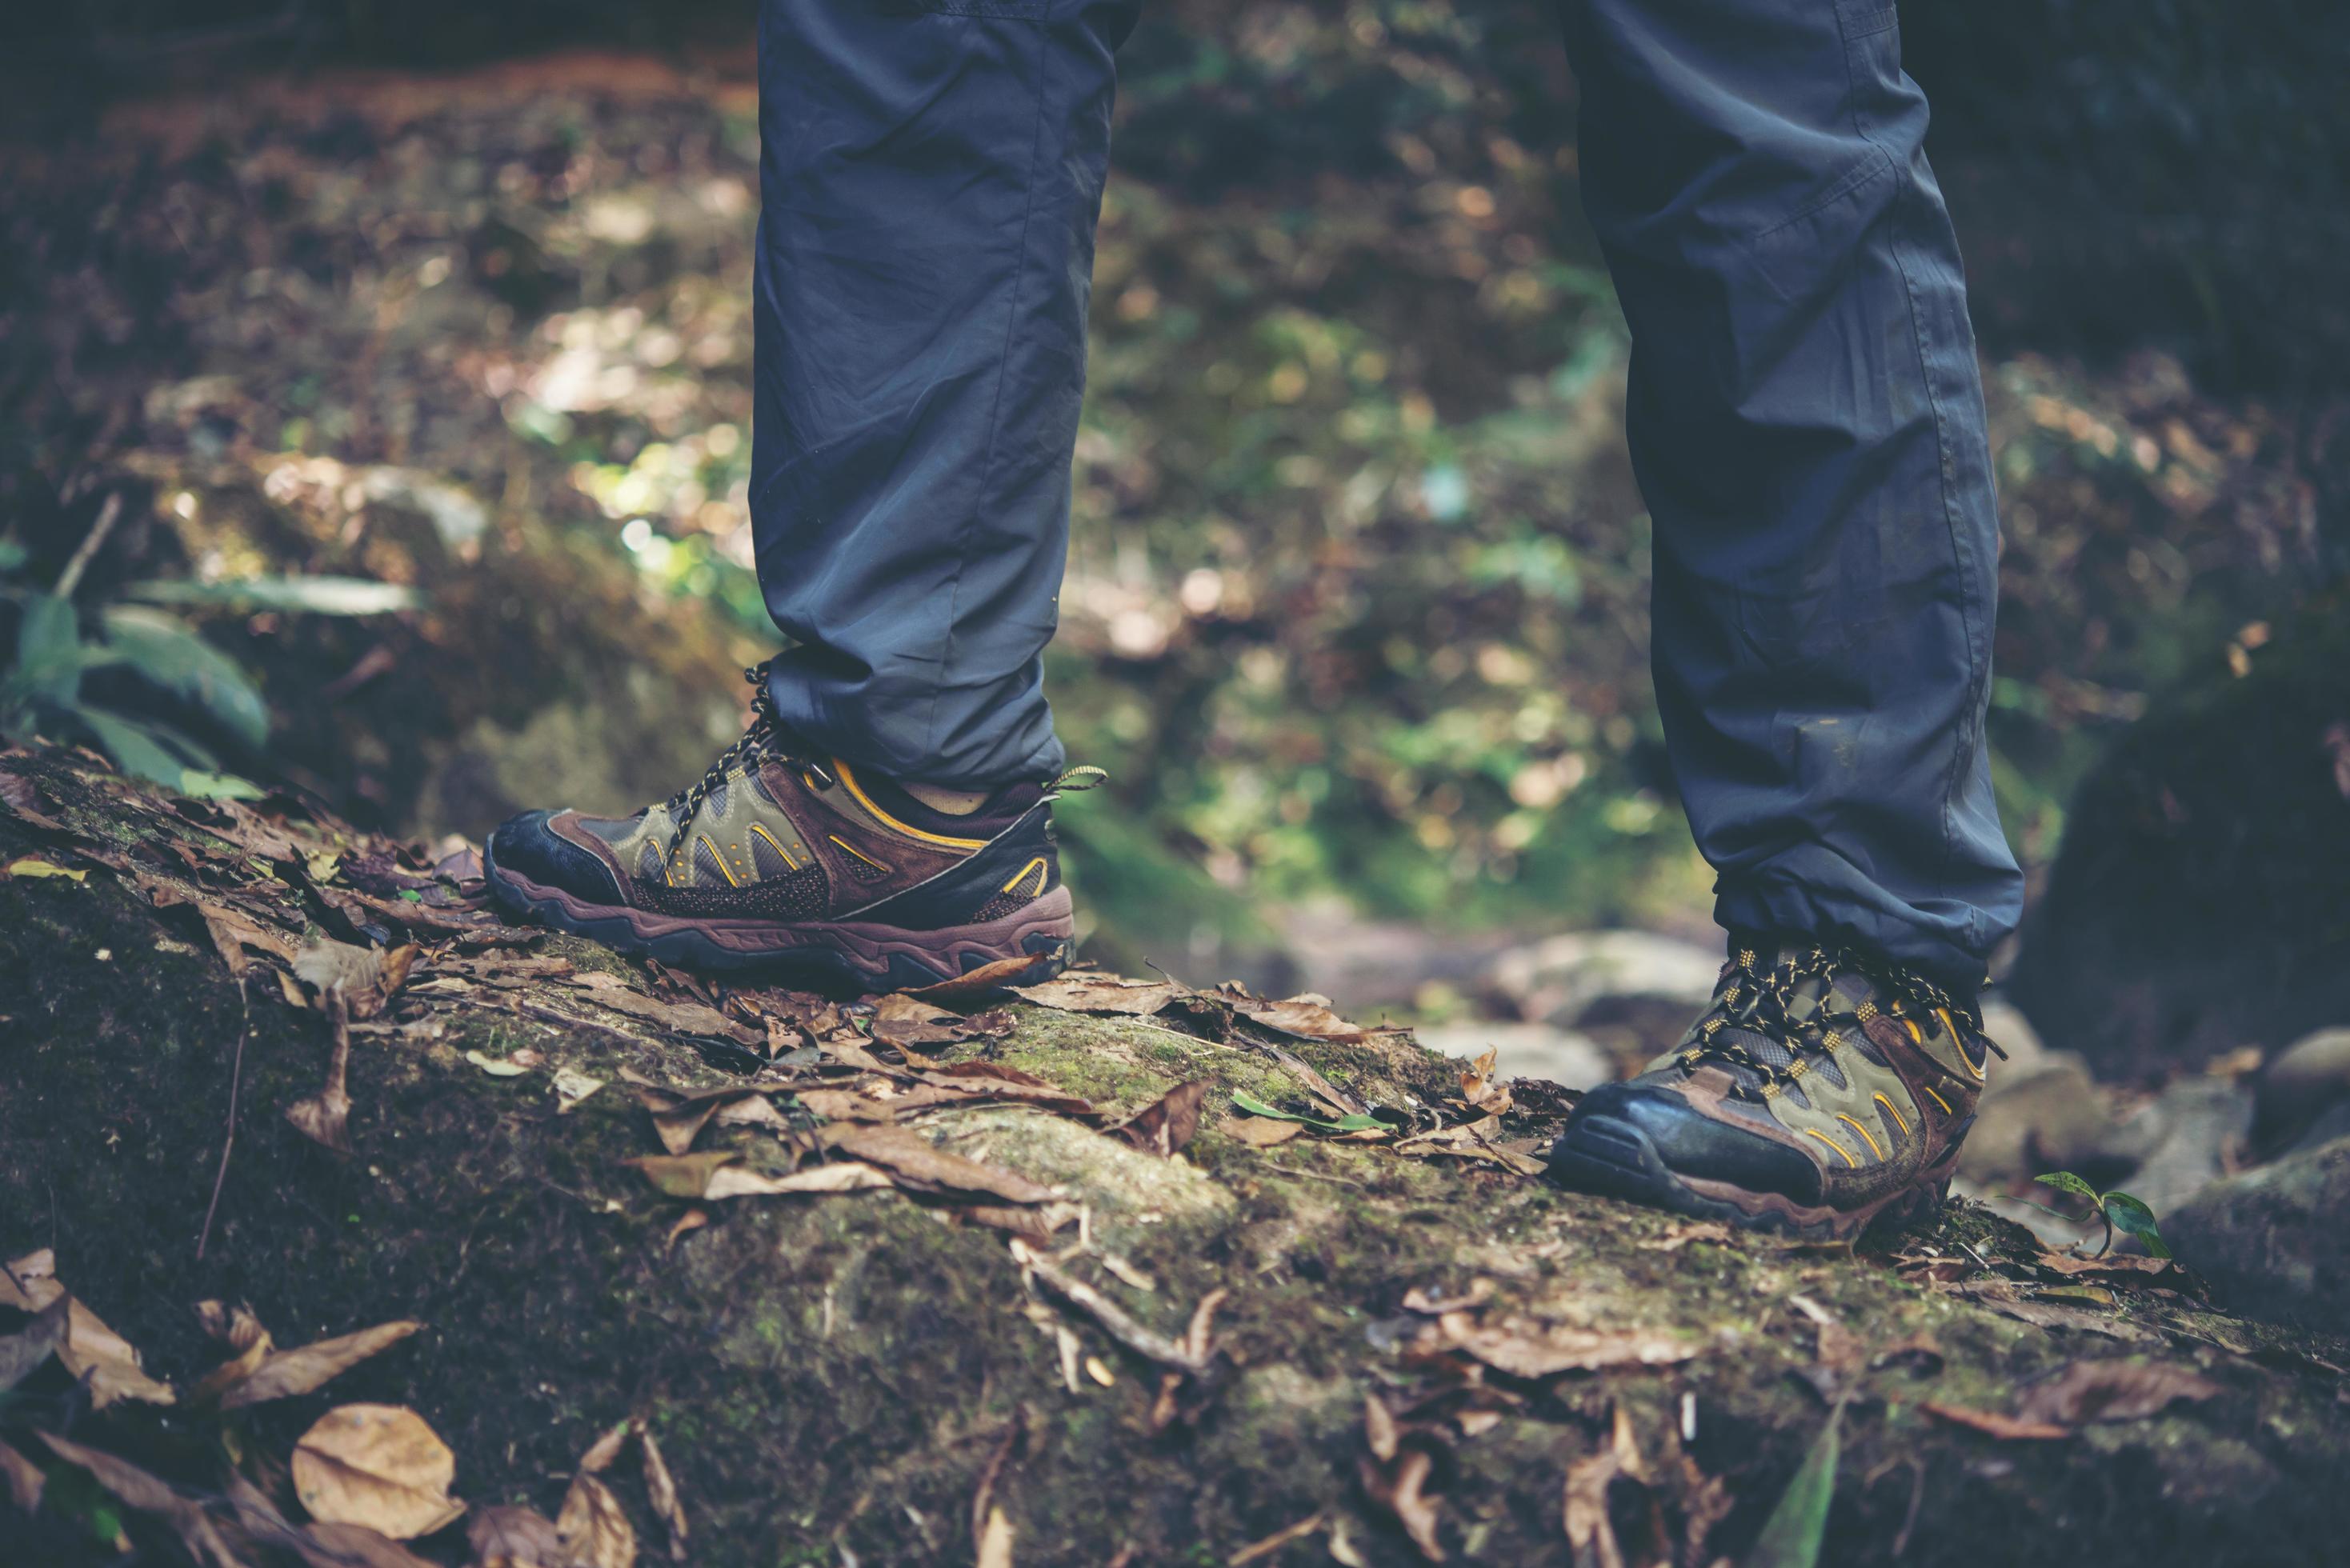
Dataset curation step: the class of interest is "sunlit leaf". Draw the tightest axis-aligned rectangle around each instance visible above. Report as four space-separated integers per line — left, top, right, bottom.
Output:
2034 1170 2102 1205
98 604 270 746
1230 1090 1383 1134
124 575 423 616
1748 1404 1840 1568
2098 1192 2172 1259
73 706 195 786
178 769 266 800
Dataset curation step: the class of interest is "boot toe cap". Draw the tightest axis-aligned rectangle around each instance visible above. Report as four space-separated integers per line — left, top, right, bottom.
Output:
487 809 626 906
1555 1078 1824 1206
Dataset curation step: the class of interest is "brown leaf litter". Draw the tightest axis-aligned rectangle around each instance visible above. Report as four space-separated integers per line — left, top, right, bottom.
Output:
291 1402 466 1539
2 1249 176 1407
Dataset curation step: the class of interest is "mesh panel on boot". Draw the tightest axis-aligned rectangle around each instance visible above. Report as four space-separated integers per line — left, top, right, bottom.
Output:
751 833 795 881
635 864 829 920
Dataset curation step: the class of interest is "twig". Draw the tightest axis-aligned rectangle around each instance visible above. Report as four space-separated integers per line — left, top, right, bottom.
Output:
1011 1241 1213 1375
54 493 125 600
196 974 249 1261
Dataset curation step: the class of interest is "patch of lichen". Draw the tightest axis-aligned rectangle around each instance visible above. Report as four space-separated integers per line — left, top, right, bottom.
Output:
7 797 2350 1565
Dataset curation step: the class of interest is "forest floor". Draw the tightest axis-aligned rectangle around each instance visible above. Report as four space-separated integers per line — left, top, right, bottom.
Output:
6 742 2349 1568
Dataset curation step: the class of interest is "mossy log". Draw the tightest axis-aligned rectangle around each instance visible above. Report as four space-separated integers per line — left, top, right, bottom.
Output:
3 744 2348 1567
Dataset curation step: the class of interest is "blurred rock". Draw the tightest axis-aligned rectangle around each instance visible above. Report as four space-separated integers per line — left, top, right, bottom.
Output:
1957 1052 2109 1184
1414 1022 1611 1091
2092 1076 2253 1221
2167 1136 2350 1335
2252 1028 2350 1160
1488 930 1723 1026
1977 996 2049 1077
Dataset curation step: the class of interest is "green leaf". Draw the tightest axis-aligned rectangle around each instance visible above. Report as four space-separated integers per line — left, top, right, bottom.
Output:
2034 1170 2103 1205
2099 1191 2172 1259
1748 1403 1840 1568
122 574 423 616
72 706 196 788
12 591 88 707
1229 1090 1384 1134
98 605 270 748
177 769 265 801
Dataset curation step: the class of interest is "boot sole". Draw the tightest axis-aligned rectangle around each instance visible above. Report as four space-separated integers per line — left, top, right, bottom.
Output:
1547 1110 1954 1242
483 857 1074 995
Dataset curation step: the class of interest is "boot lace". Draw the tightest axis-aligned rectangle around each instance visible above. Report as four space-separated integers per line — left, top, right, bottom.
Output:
1679 942 1996 1102
660 662 832 864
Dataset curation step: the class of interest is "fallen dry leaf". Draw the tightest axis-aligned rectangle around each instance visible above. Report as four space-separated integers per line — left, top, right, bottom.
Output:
2013 1359 2223 1426
555 1472 636 1568
1227 1116 1302 1147
221 1320 425 1410
1637 1222 1735 1252
627 1148 896 1201
1919 1401 2071 1441
1391 1118 1546 1175
1563 1405 1647 1568
578 1420 631 1474
38 1430 249 1566
1358 1398 1446 1562
0 765 66 830
285 1080 355 1154
2031 1251 2188 1286
639 1427 687 1562
706 1162 896 1201
903 950 1059 1002
293 938 416 1021
0 1293 70 1394
1225 988 1367 1043
1105 1080 1209 1158
975 1504 1015 1568
553 1066 607 1113
199 905 302 978
194 1299 271 1350
301 1521 442 1568
1229 1512 1326 1566
626 1150 743 1198
192 1324 277 1405
466 1050 532 1078
1013 974 1181 1015
2 1250 175 1407
1456 1046 1513 1116
1419 1309 1698 1379
0 1435 46 1513
467 1504 570 1568
293 1403 466 1540
628 1080 771 1153
824 1123 1060 1205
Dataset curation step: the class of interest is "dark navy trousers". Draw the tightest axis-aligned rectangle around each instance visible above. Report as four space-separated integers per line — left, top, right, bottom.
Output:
750 0 2026 987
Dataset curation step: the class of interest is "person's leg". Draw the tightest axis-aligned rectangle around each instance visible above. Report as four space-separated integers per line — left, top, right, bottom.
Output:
753 0 1141 789
1562 0 2022 986
484 0 1140 988
1548 0 2026 1235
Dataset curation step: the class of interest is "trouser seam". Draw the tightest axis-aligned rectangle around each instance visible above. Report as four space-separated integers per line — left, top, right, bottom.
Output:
923 18 1056 774
1835 6 1990 961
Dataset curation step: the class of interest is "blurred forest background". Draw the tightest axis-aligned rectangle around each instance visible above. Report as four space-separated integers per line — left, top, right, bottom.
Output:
3 0 2346 1055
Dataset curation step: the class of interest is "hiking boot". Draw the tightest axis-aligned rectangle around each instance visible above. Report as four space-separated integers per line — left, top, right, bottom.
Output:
1547 936 2002 1240
483 664 1079 993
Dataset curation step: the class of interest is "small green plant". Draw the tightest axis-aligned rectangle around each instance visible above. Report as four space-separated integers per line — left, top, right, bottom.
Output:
1 495 419 798
2035 1170 2172 1258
